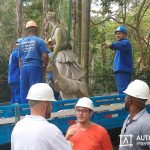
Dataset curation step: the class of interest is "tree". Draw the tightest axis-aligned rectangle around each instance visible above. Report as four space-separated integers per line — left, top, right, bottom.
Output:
71 0 76 52
77 0 82 64
81 0 91 85
42 0 49 38
16 0 23 37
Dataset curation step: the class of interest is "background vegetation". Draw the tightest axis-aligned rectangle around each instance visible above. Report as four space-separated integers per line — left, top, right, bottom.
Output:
0 0 150 102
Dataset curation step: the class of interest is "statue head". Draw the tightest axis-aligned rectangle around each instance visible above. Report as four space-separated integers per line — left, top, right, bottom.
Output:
46 12 57 22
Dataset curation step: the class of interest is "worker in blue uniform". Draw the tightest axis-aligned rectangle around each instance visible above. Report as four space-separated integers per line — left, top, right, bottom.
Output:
104 26 133 94
8 38 23 104
18 20 49 103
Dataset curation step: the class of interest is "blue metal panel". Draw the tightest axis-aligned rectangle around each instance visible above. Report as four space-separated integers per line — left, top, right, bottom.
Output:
0 124 14 145
0 94 149 145
0 105 15 118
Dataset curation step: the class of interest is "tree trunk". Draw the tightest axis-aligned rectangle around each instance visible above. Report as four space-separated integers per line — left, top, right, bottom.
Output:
43 0 48 16
81 0 91 85
16 0 23 38
100 27 107 74
42 0 49 38
77 0 82 64
135 0 150 71
72 0 76 53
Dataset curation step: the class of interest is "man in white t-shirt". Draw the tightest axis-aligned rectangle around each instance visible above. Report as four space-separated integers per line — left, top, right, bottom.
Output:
11 83 72 150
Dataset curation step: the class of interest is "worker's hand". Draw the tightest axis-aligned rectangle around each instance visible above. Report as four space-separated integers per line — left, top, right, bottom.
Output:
65 127 76 140
103 42 112 49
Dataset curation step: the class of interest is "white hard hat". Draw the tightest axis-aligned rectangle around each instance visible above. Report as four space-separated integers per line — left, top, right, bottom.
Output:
26 20 37 29
26 83 56 101
124 79 150 99
75 97 94 111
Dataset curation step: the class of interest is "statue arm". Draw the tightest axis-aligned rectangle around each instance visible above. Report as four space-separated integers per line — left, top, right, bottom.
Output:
53 28 63 55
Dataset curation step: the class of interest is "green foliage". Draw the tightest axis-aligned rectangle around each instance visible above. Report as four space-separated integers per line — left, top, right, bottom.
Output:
23 0 43 33
48 0 61 11
0 0 16 87
90 25 100 43
0 0 16 50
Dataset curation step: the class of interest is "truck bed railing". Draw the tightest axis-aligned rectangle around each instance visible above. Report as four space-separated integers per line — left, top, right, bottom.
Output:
0 94 150 145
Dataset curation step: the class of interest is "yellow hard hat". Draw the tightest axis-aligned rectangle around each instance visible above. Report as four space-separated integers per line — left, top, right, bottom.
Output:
48 38 52 42
26 20 37 29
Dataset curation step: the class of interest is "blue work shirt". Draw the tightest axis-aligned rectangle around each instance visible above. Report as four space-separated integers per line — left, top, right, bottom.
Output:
8 47 20 84
18 35 49 67
110 38 133 73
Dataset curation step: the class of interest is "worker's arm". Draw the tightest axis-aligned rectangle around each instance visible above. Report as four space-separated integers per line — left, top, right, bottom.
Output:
42 52 49 67
101 131 113 150
103 39 131 51
65 126 76 140
110 39 131 51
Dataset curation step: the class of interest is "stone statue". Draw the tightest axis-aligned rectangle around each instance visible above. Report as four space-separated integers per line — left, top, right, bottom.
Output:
43 12 90 99
47 63 89 99
44 12 84 80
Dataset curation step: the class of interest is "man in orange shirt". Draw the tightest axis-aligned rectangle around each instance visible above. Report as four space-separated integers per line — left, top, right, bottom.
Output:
66 97 113 150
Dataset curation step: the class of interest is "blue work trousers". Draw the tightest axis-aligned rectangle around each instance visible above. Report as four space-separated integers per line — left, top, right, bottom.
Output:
20 66 43 103
114 71 131 94
10 82 20 104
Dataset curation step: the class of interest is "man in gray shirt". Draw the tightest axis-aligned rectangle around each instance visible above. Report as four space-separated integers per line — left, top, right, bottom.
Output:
119 79 150 150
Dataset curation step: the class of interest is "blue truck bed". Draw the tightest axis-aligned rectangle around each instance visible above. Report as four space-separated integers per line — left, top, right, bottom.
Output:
0 94 150 145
